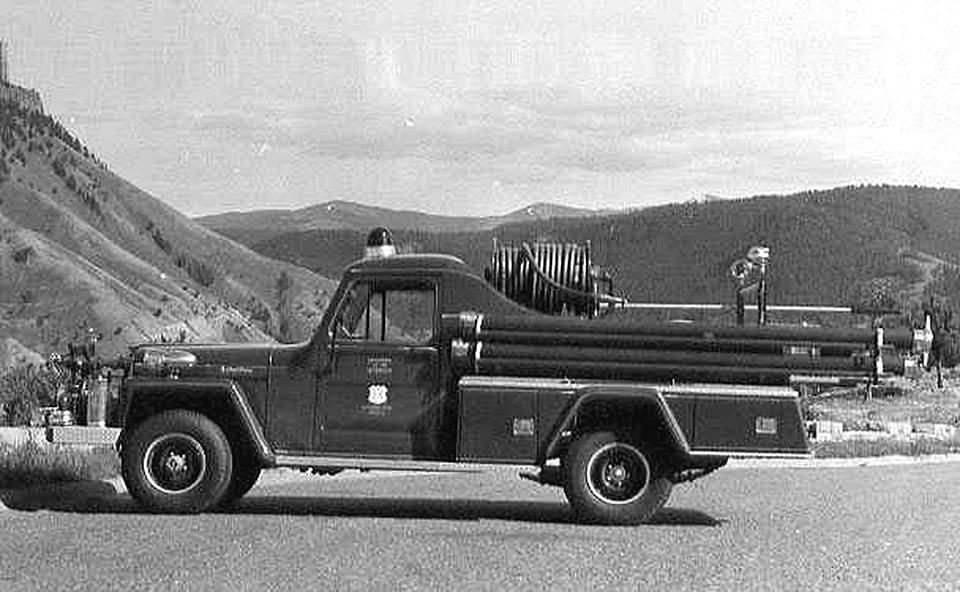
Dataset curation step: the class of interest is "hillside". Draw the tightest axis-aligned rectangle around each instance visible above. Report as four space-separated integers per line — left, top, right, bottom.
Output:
246 186 960 324
0 101 336 362
196 200 618 247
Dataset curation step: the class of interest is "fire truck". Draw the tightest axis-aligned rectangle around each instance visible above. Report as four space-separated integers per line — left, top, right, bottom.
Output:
52 229 932 525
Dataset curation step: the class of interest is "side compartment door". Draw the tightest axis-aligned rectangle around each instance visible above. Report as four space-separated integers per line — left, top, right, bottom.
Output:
319 277 442 458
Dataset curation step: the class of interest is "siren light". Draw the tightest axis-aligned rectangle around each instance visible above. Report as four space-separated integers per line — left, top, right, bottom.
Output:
365 227 396 259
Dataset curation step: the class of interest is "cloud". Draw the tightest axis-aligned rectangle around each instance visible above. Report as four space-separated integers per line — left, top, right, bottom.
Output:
302 115 550 163
181 94 557 164
175 87 731 173
172 75 960 216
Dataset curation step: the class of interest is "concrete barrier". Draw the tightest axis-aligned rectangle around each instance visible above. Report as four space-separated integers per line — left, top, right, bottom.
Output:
0 426 120 448
840 430 888 441
915 423 958 439
882 421 913 438
807 420 844 441
46 426 120 446
805 420 959 442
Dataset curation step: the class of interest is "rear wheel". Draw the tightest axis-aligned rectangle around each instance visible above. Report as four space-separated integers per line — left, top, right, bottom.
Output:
563 431 672 525
121 410 233 513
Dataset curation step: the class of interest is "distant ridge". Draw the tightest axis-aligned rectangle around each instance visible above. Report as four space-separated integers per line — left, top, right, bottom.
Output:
196 200 621 246
243 185 960 318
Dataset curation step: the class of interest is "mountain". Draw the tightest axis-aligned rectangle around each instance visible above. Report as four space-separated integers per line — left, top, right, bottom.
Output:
195 200 619 247
244 185 960 324
0 101 336 363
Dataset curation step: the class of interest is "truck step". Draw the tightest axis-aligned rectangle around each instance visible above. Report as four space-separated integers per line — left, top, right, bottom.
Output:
519 466 562 486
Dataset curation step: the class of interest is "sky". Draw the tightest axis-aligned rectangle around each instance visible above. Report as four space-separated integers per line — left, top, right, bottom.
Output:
5 0 960 217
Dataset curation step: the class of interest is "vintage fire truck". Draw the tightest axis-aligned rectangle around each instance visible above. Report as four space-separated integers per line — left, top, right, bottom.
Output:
58 230 932 524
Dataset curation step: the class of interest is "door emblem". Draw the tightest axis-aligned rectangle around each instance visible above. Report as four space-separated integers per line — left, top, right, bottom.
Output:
367 384 389 405
362 384 391 417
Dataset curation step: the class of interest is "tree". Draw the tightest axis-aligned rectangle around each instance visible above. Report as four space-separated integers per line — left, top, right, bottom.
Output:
275 271 295 343
851 277 901 315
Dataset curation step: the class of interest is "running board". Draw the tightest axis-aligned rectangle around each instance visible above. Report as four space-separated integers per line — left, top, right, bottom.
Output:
273 455 538 474
688 450 814 459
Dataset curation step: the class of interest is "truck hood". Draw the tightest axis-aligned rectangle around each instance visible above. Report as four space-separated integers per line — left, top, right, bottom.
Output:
131 342 273 369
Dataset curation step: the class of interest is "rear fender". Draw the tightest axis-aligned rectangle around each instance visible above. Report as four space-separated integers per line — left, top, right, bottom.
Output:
543 386 690 462
119 378 274 466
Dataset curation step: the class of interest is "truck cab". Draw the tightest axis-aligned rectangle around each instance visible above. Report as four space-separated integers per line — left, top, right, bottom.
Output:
262 253 525 458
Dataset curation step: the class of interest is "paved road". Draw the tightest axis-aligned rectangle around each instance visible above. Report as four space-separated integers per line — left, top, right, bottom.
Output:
1 461 958 591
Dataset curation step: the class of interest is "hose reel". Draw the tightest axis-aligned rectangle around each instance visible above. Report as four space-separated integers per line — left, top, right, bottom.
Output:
484 240 623 317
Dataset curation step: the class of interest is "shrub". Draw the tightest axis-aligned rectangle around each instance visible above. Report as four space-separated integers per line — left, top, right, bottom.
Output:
813 436 960 458
51 155 66 178
245 297 272 324
0 364 63 427
175 254 216 287
12 246 33 264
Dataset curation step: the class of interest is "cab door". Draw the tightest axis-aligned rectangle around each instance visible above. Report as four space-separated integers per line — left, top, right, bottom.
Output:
319 277 443 458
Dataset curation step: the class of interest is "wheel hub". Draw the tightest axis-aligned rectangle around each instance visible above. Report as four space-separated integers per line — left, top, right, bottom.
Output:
143 433 207 495
603 463 630 490
163 452 190 479
586 442 651 505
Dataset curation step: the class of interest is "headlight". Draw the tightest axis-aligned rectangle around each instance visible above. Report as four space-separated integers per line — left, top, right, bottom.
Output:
139 348 197 368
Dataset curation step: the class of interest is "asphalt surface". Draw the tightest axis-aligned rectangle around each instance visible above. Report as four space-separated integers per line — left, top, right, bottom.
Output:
1 461 959 591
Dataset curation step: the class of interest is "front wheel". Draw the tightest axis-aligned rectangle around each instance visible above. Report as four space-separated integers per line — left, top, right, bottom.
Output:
220 457 262 505
562 431 672 525
121 410 233 513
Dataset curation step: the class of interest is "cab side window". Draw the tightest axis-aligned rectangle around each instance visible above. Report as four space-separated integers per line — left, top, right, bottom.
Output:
334 281 435 344
382 288 434 343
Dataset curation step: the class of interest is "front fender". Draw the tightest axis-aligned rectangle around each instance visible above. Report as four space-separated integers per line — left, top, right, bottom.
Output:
120 378 274 466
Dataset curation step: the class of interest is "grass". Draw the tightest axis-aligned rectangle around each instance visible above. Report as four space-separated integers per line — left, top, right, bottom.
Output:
812 436 960 459
805 372 960 429
805 371 960 458
0 440 120 489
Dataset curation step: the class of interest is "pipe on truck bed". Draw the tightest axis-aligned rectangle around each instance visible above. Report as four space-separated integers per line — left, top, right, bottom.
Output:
447 312 918 387
453 313 915 349
467 330 875 357
472 342 902 373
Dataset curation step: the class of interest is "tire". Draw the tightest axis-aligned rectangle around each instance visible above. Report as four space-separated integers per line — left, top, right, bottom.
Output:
562 431 672 525
121 410 233 513
220 455 262 504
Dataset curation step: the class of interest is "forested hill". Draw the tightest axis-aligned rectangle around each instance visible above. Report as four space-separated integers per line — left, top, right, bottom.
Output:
0 100 335 363
249 185 960 312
